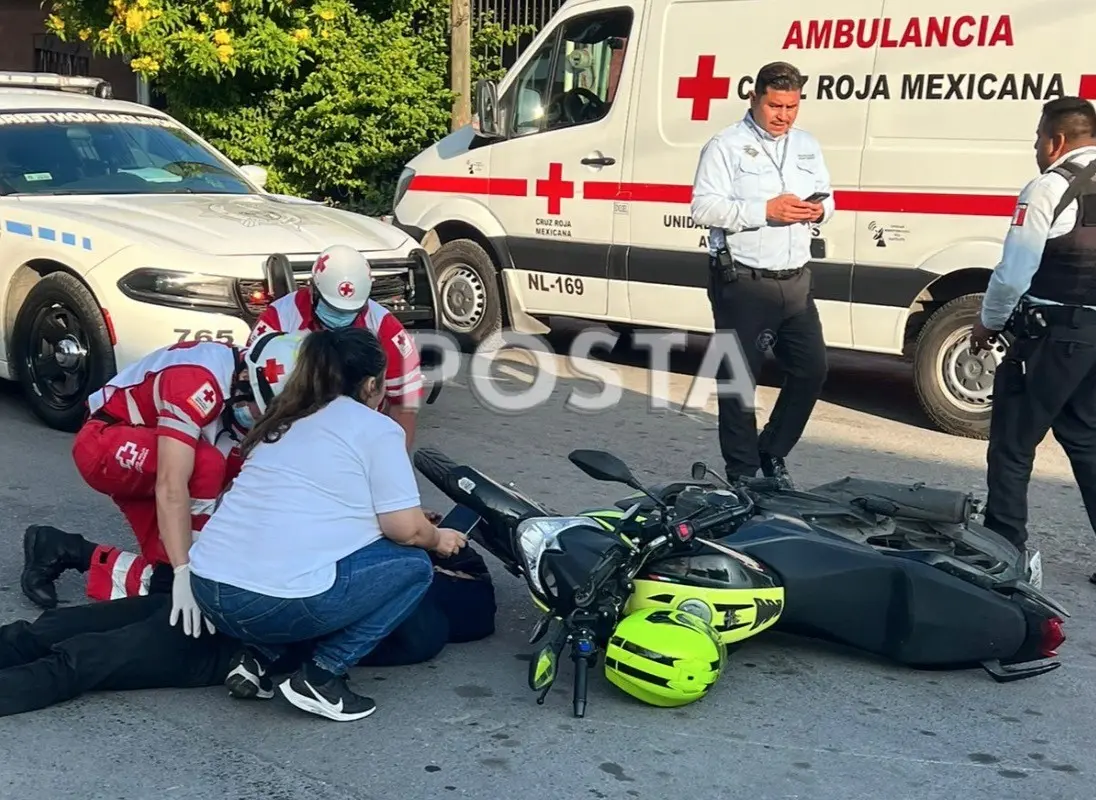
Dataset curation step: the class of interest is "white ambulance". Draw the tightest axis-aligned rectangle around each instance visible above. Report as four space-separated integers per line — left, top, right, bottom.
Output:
391 0 1096 439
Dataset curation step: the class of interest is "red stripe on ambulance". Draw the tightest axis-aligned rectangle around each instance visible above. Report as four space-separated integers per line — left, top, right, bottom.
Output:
409 171 1017 217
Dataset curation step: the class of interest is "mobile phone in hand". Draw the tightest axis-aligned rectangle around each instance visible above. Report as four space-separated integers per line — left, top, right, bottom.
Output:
439 504 482 535
803 191 830 203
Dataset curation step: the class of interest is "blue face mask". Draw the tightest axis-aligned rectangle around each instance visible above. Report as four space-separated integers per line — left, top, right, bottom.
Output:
315 299 360 329
233 403 256 431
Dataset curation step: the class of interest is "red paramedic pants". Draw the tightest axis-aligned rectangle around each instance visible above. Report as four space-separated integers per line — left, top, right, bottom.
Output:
72 418 229 602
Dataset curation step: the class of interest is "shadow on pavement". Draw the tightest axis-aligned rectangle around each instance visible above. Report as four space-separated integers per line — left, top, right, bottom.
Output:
539 318 938 432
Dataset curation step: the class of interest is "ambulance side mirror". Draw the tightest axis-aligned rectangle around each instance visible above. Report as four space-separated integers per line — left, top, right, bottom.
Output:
473 79 502 139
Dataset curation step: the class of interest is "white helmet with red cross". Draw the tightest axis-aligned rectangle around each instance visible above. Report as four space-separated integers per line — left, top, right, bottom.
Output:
244 329 309 414
310 244 373 312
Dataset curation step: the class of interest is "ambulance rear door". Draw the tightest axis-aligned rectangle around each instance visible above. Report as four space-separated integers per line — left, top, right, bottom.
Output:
487 1 641 320
621 0 882 345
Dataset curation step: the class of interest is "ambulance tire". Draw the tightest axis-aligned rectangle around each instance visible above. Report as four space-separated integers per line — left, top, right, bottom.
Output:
11 271 117 432
912 293 998 441
433 239 502 352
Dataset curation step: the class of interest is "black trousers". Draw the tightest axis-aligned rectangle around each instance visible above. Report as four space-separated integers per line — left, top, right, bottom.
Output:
706 261 828 478
0 571 496 717
984 313 1096 548
0 594 235 717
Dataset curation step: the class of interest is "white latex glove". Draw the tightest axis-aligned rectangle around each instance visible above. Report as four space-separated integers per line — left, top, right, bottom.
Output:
170 564 215 638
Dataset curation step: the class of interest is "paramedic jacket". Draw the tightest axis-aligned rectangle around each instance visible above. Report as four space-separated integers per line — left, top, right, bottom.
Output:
981 144 1096 330
691 111 836 271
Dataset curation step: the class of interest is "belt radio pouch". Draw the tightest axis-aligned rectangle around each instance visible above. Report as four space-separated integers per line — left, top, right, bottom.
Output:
715 247 737 283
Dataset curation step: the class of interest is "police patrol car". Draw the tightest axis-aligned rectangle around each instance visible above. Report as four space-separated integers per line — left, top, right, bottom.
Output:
0 71 438 431
390 0 1096 439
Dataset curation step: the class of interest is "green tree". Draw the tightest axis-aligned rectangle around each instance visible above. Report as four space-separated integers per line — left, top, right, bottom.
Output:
46 0 530 214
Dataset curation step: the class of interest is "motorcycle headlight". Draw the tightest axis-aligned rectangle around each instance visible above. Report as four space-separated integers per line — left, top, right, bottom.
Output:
515 516 595 604
117 268 240 312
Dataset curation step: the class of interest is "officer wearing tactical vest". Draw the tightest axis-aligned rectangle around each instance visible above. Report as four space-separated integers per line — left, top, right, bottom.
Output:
970 96 1096 586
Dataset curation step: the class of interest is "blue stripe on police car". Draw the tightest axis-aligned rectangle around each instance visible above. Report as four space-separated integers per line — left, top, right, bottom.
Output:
3 219 92 250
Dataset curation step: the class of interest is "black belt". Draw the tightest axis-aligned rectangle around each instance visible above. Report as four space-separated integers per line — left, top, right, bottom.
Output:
1028 303 1096 327
707 255 804 281
90 409 120 424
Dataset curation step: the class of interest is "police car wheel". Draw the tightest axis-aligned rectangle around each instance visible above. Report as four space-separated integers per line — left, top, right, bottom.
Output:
432 239 502 351
11 272 117 433
912 293 1005 441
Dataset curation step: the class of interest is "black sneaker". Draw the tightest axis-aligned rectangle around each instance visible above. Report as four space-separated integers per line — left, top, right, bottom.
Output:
225 649 274 700
277 670 377 721
759 453 795 490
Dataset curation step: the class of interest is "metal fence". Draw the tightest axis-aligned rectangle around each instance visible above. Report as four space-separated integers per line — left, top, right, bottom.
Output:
473 0 565 69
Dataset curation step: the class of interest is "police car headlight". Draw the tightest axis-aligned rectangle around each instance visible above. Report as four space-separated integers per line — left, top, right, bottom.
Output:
117 268 239 311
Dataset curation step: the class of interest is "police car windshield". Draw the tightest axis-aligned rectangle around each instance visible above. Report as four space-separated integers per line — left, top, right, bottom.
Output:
0 111 255 196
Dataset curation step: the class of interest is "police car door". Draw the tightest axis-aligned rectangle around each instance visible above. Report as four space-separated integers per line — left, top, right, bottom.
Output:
488 2 638 320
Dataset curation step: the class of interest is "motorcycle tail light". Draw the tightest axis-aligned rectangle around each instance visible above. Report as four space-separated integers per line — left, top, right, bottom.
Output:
674 522 694 542
1039 617 1065 657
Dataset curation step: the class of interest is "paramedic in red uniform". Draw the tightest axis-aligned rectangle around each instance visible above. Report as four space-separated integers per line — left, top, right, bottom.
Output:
247 243 425 446
690 61 834 489
970 96 1096 587
19 336 280 625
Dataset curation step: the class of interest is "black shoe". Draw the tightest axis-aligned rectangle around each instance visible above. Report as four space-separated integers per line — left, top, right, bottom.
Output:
277 669 377 721
21 525 94 610
225 649 274 700
759 453 795 490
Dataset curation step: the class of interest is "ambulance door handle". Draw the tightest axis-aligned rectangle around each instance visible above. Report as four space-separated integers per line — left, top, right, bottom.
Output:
581 156 615 166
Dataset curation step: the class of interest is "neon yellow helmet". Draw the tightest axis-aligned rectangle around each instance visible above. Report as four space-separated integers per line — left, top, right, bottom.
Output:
604 607 726 708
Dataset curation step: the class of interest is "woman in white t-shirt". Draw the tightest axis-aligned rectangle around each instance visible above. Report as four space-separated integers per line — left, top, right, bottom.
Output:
188 327 467 723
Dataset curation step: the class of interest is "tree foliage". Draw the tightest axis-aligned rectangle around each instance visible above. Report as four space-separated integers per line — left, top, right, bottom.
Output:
46 0 531 214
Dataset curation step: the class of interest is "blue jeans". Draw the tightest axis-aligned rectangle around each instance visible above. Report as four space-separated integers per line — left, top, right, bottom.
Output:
190 538 433 675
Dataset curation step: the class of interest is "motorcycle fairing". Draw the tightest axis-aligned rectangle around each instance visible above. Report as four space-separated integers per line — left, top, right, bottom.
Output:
580 507 785 645
726 516 1031 667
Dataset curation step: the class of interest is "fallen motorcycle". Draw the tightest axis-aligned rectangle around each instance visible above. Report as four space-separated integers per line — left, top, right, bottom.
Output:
414 446 1070 708
415 447 782 717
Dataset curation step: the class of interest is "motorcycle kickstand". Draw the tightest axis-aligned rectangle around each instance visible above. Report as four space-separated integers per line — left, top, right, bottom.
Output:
571 629 597 718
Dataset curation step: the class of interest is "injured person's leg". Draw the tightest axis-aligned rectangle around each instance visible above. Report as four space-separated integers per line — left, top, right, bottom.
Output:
0 594 239 718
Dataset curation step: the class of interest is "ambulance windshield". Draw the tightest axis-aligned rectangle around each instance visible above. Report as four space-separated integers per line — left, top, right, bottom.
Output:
506 8 633 136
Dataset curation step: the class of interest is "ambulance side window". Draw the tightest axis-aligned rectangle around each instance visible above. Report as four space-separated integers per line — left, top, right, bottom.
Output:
506 7 633 137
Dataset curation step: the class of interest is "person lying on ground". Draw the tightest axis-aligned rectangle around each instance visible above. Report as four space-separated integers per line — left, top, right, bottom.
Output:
19 330 304 613
187 326 468 722
0 545 496 718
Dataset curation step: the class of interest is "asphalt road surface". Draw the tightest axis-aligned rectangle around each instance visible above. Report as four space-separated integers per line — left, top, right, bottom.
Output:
1 321 1093 800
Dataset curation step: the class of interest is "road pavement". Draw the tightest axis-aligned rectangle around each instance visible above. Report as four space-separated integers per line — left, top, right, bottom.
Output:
0 322 1092 800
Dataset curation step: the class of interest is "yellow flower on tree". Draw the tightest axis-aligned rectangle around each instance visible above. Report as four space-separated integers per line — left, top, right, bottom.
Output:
317 8 335 20
77 28 91 41
125 8 149 33
212 29 232 45
216 1 232 12
198 12 210 24
216 43 234 63
130 56 160 74
292 28 310 41
45 14 65 33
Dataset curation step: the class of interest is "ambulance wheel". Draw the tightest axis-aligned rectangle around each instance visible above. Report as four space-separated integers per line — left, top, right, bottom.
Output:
11 272 117 432
433 239 502 351
912 293 1006 440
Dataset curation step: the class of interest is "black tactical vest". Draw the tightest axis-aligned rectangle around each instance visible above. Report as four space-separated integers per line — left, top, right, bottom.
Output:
1026 155 1096 306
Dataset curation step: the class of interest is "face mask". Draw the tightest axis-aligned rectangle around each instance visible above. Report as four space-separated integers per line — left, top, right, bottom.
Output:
315 298 360 329
233 403 256 431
